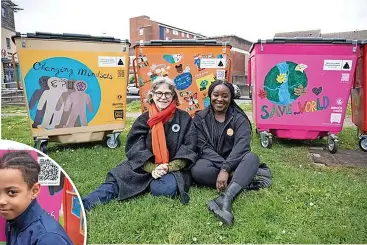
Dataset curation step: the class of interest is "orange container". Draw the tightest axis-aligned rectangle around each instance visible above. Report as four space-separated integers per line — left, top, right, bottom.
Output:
62 178 85 245
133 40 232 116
351 40 367 151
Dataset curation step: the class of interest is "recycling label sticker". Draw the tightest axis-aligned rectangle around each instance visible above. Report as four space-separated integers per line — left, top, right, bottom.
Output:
200 58 227 68
323 59 352 71
98 56 125 67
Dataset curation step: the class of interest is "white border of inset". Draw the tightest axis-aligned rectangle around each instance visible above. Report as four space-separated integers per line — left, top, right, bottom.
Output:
0 139 88 245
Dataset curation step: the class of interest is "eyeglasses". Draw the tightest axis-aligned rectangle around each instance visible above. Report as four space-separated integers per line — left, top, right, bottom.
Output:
154 91 173 99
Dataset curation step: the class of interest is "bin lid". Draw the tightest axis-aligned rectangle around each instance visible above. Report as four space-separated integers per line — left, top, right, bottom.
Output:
249 37 357 53
361 40 367 45
12 32 130 45
134 39 231 48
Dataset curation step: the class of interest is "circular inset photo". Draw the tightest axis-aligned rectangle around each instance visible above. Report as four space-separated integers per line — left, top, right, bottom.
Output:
0 140 87 245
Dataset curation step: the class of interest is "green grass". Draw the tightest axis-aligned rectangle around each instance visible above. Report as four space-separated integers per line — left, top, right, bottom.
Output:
0 98 353 116
1 115 367 244
239 103 252 112
346 101 352 116
126 100 142 112
1 104 27 114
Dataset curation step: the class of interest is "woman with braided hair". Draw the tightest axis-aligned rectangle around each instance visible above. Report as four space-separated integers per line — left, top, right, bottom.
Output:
191 80 272 226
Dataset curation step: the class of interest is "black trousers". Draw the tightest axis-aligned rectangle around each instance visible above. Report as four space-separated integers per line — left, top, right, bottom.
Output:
191 152 260 188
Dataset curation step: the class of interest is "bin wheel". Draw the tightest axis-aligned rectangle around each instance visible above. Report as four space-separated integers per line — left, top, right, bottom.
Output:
359 137 367 152
40 142 48 155
327 138 338 154
105 135 121 149
260 136 272 149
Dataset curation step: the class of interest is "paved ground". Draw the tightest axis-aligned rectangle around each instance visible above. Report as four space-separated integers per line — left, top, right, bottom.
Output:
1 111 356 127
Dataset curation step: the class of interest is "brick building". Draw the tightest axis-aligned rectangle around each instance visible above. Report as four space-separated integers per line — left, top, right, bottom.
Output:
204 35 252 88
129 15 206 47
1 0 22 88
129 16 253 95
129 15 206 76
274 29 367 40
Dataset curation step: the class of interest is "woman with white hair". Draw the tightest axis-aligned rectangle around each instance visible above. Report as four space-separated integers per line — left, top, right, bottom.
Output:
82 77 197 211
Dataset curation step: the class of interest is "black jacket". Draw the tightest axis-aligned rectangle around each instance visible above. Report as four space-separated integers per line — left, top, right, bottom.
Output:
193 105 252 173
106 109 197 204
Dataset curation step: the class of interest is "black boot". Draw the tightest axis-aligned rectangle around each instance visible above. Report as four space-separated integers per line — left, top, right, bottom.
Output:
208 182 243 226
247 164 272 190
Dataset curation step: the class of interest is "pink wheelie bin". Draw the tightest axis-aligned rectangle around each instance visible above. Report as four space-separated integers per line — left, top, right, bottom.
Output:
249 38 359 153
351 40 367 152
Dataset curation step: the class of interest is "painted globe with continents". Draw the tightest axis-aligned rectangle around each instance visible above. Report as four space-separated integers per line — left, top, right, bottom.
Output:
264 61 308 105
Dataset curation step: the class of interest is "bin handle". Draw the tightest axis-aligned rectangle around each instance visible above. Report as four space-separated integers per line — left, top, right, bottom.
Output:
12 53 22 90
248 55 254 87
66 190 78 196
227 58 232 82
352 55 363 89
132 57 139 88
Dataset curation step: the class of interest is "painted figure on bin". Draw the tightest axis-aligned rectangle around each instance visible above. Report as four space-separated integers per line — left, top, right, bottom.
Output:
29 76 50 128
0 151 74 245
64 80 93 127
55 80 81 129
37 77 67 129
82 77 197 211
194 55 205 71
191 81 272 226
48 78 69 129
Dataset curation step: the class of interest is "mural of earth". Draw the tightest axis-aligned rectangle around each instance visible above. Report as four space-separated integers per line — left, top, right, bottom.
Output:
264 61 308 105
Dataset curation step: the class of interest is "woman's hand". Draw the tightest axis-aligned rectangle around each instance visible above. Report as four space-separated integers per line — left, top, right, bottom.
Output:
151 164 169 179
216 169 229 192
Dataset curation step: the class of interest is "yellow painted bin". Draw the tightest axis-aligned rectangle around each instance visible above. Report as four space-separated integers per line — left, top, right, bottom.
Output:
133 40 232 116
12 32 130 153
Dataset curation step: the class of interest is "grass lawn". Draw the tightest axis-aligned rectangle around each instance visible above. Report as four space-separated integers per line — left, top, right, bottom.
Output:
1 104 27 114
1 110 367 244
239 103 252 112
126 100 142 113
1 98 353 115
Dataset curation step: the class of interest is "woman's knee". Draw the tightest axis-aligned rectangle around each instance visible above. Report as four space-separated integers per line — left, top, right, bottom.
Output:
191 159 212 182
242 152 260 167
150 173 177 197
191 160 205 180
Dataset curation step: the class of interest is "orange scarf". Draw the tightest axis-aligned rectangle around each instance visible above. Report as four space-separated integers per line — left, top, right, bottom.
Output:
147 101 176 164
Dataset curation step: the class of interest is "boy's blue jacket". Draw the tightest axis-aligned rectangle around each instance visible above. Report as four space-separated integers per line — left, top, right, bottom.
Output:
5 199 74 245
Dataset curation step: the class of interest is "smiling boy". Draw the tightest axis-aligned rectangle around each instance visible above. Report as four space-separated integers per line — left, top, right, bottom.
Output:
0 151 74 245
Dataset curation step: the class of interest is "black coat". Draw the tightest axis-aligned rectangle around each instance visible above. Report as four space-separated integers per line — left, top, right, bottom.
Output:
193 106 252 172
106 109 197 204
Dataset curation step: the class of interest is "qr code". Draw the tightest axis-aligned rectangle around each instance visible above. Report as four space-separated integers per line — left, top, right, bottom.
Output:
117 69 125 78
38 157 61 186
341 73 350 82
216 70 225 80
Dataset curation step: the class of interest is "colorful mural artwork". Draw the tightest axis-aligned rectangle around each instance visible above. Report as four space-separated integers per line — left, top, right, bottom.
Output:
134 41 232 116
